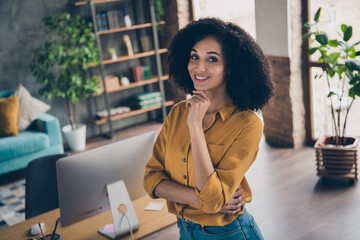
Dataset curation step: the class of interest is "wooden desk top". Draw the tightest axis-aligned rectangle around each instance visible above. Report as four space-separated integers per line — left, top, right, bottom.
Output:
0 195 176 240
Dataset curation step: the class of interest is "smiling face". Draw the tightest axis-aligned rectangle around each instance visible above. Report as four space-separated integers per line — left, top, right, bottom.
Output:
187 36 226 93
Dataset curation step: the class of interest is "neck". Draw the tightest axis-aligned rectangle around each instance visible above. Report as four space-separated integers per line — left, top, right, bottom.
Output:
204 86 229 115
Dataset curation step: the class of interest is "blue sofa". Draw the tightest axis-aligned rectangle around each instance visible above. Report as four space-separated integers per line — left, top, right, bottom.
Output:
0 89 64 175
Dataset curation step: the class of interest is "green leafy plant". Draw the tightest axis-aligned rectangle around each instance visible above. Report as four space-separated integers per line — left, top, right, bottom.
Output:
30 13 100 130
303 7 360 145
108 48 116 54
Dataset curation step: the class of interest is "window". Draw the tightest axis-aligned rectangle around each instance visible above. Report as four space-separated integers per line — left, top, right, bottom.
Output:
192 0 256 38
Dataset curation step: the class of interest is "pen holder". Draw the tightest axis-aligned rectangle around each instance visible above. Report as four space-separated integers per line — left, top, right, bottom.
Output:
41 234 60 240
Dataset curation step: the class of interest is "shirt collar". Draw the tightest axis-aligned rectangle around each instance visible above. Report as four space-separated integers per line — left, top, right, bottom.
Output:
216 100 237 121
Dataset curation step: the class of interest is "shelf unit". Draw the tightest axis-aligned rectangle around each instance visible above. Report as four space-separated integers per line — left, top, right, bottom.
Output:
77 0 170 138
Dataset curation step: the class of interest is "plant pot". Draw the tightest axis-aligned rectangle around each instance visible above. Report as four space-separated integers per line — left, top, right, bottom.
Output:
315 136 359 179
62 124 87 151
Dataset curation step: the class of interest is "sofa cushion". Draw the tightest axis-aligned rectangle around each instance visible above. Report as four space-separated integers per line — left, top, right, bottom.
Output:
0 95 19 137
14 84 51 131
0 131 50 162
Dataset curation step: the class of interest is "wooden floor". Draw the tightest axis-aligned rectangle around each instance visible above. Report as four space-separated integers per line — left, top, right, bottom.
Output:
2 121 360 239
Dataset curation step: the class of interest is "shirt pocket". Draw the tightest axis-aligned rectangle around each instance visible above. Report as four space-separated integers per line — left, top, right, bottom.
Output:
207 144 225 168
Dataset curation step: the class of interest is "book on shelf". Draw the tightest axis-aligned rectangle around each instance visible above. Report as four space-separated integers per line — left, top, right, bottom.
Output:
107 10 114 29
96 13 103 31
131 66 144 82
100 12 108 31
133 97 163 109
134 91 162 101
107 10 120 30
112 11 120 29
132 91 163 109
142 65 151 80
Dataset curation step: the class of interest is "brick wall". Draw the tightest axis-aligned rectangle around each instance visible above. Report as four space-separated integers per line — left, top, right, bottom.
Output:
263 56 295 147
262 54 306 148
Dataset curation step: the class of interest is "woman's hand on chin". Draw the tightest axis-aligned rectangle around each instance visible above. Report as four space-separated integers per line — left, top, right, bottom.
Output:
186 90 210 129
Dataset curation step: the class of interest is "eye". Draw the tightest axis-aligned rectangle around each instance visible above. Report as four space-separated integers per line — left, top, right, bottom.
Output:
190 54 199 60
208 56 218 62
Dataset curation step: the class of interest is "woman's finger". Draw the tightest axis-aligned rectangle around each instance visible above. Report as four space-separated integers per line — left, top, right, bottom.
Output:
192 93 207 101
233 189 243 198
227 210 239 215
226 201 245 213
224 204 239 211
193 90 209 100
227 195 243 206
190 95 202 103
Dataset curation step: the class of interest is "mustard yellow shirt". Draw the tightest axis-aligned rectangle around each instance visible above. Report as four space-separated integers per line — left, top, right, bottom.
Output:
143 100 263 226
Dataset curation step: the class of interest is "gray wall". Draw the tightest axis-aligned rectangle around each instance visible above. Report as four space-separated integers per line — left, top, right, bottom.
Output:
0 0 160 140
0 0 70 133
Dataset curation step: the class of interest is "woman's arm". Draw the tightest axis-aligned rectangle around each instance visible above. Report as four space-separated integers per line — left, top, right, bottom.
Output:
154 180 200 205
154 180 245 214
186 91 214 191
188 125 214 190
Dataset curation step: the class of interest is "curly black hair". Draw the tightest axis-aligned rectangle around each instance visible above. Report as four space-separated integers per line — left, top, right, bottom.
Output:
167 18 273 111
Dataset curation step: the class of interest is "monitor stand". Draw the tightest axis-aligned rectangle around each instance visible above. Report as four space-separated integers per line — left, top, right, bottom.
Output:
98 180 140 239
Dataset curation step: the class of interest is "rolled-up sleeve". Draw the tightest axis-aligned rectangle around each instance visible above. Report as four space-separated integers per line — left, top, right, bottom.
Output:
195 117 263 213
143 113 171 199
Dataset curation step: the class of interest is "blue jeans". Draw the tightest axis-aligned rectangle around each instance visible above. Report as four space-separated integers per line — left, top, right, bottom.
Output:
177 209 263 240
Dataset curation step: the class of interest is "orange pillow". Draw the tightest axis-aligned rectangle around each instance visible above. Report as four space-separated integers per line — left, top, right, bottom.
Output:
0 95 19 137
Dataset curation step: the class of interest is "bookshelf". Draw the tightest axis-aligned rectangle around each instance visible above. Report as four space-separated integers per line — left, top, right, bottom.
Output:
76 0 173 138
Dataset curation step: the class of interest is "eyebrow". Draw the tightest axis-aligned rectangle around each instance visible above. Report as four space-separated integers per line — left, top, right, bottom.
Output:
191 49 221 57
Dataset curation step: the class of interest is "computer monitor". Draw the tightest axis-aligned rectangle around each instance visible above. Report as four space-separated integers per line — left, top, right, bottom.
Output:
56 131 155 227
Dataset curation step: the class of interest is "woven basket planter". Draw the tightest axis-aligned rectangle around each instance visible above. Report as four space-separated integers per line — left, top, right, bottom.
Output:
315 136 359 183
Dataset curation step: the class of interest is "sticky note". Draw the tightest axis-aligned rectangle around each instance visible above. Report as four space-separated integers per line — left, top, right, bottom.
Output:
101 224 115 234
144 202 165 211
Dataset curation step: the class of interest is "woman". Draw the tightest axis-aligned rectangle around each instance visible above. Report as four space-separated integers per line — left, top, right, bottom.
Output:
144 18 273 239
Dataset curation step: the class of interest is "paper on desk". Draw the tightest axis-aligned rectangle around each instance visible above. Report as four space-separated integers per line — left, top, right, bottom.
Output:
101 224 115 234
144 202 165 211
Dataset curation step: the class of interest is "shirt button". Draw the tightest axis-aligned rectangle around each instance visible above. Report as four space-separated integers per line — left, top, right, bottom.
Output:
183 158 186 162
183 175 187 179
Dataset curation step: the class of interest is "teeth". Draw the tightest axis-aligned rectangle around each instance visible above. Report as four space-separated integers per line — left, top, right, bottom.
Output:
195 75 209 80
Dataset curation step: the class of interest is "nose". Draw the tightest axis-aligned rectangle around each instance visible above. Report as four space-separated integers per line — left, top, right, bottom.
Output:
194 60 206 72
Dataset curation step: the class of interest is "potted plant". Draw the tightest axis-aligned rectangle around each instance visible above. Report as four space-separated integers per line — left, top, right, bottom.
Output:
303 7 360 182
30 13 101 151
108 48 117 60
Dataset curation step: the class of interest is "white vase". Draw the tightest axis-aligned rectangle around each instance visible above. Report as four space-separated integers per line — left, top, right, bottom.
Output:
62 124 87 151
111 52 117 60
